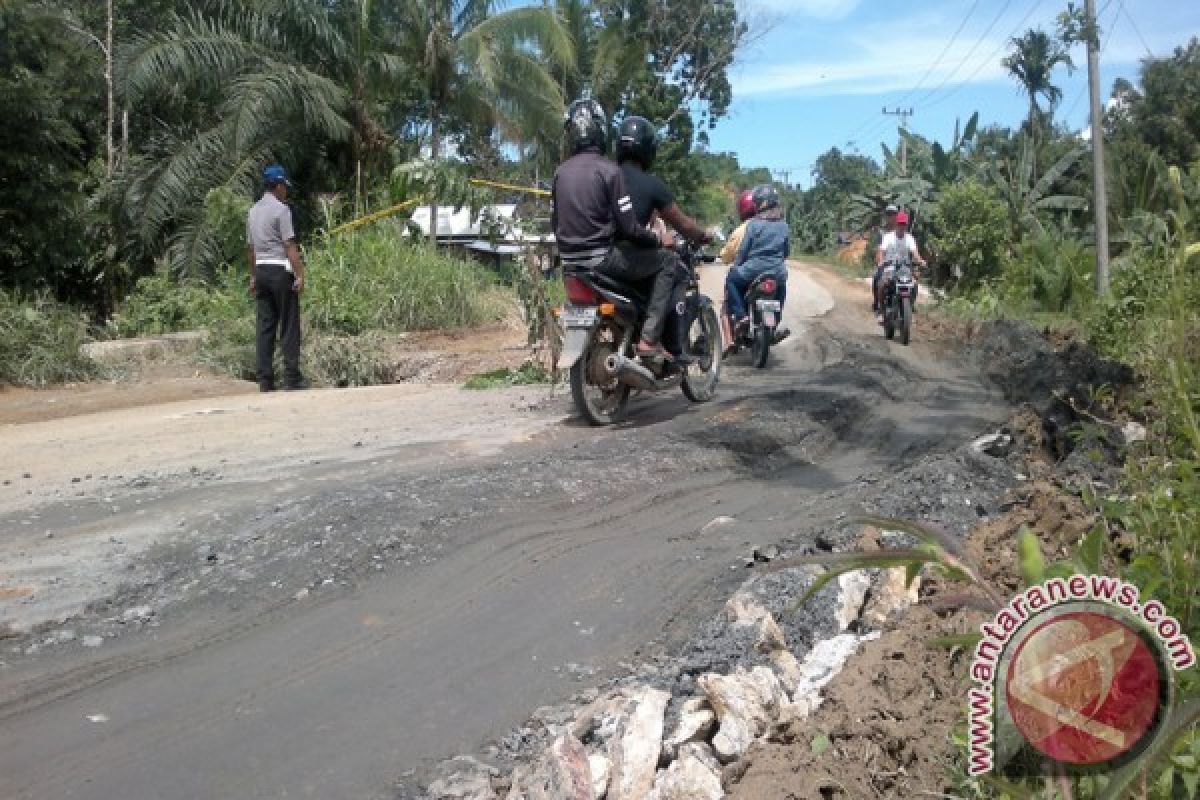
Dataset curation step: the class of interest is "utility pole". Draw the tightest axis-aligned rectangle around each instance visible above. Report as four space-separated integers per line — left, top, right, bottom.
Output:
882 107 914 175
773 169 791 187
1085 0 1110 296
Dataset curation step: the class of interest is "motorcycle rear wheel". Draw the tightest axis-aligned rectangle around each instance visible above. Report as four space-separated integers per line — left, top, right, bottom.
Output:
752 325 771 368
570 337 630 426
900 296 912 346
681 305 721 402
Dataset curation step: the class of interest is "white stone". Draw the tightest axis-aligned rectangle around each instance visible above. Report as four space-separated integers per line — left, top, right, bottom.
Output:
724 591 787 653
789 633 880 715
427 756 498 800
835 570 872 631
82 635 104 648
1123 421 1147 444
519 735 594 800
698 667 787 763
663 697 717 758
607 687 671 800
647 743 724 800
588 753 610 799
701 516 736 534
861 567 921 628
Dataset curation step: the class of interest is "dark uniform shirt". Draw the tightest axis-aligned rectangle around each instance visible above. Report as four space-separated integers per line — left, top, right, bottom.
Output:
551 151 658 267
619 163 674 228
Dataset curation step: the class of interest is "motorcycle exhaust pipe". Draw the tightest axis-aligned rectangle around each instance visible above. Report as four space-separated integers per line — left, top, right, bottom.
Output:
605 353 659 391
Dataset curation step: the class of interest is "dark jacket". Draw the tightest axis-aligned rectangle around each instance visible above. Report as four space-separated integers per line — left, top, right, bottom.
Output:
552 151 658 266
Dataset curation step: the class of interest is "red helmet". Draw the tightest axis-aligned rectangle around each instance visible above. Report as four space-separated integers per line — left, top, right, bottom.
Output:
895 210 910 226
737 190 756 221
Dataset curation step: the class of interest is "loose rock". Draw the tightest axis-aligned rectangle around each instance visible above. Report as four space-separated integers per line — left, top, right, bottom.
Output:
648 743 724 800
835 570 871 631
607 686 670 800
699 667 786 763
860 568 921 629
427 756 499 800
663 697 717 758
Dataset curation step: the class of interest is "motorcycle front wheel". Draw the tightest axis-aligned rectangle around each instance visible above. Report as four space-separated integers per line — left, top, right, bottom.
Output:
900 296 912 345
752 325 771 368
681 304 721 403
570 331 630 426
883 304 896 340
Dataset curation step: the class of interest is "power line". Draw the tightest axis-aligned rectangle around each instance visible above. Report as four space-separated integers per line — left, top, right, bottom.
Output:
892 0 984 107
919 0 1046 111
1119 0 1154 58
910 0 1016 106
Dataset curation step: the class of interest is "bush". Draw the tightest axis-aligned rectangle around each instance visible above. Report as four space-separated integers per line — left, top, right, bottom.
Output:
111 224 507 387
0 291 100 387
928 181 1008 287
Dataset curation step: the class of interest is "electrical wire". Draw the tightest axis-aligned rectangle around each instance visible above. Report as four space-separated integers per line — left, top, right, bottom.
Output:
891 0 984 107
910 0 1017 106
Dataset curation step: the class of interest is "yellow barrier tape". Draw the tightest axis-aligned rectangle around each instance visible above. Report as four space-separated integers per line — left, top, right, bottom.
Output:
468 178 551 198
325 179 548 237
326 199 421 236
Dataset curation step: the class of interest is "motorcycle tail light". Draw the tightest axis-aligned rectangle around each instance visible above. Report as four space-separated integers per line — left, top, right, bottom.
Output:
760 278 777 294
563 275 598 304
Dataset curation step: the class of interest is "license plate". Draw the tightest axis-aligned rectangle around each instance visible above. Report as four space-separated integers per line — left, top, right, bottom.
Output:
762 312 777 327
756 300 781 312
561 306 598 328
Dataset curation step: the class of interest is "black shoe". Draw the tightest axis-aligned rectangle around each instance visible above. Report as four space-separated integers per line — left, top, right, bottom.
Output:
670 351 696 367
283 378 310 391
259 382 275 393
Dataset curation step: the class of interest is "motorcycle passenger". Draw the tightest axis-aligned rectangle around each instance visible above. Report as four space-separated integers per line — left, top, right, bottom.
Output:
615 115 713 361
875 210 926 319
719 190 757 265
552 99 676 361
724 184 790 339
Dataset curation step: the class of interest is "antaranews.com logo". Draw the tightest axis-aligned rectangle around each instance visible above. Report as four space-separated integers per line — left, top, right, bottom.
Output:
967 574 1195 777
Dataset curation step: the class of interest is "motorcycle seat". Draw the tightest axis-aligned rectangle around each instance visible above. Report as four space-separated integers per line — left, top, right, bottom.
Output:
590 271 650 305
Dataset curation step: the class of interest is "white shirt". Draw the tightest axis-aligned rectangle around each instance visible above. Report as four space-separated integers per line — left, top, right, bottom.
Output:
879 231 919 265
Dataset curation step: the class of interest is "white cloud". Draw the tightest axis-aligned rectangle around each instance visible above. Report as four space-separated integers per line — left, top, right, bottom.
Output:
752 0 862 20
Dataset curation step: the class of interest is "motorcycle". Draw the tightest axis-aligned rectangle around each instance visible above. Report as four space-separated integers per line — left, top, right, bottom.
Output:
722 273 788 369
880 260 917 345
557 239 722 426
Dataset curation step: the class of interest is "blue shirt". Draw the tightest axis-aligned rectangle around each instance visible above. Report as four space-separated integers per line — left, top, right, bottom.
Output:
735 217 790 278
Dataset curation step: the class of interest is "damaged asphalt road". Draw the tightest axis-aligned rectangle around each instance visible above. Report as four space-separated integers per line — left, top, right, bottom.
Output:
0 263 1012 800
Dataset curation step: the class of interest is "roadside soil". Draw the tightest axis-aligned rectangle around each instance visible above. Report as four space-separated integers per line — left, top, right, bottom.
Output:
0 322 528 426
726 478 1096 799
0 260 1033 800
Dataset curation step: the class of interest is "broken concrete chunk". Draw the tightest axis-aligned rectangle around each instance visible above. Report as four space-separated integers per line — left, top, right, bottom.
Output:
664 697 718 758
835 570 872 631
607 686 670 800
519 735 594 800
698 667 786 763
972 432 1013 458
861 567 921 629
427 756 499 800
588 753 610 799
648 743 724 800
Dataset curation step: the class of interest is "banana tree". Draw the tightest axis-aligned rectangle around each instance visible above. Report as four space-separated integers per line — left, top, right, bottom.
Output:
986 137 1087 240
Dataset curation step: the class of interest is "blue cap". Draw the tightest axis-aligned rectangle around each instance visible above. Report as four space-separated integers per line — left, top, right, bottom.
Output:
263 164 292 188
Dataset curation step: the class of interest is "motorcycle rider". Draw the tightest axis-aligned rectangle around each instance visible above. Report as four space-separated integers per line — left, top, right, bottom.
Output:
614 115 713 362
719 189 757 265
874 209 925 320
552 99 677 361
724 184 790 349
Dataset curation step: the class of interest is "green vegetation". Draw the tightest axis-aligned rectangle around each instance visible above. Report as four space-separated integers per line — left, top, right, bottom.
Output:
463 362 554 390
0 291 101 387
114 227 504 387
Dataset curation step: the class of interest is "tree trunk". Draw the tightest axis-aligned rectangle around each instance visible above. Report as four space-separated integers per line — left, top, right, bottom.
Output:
105 0 114 179
429 110 440 245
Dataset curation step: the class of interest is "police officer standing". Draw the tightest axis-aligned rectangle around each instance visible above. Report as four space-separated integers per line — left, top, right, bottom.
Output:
247 165 305 392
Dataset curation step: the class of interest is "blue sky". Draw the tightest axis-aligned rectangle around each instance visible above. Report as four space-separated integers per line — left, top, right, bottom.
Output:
706 0 1200 186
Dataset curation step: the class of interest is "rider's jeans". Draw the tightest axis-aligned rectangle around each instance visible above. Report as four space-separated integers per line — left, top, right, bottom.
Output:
726 264 786 321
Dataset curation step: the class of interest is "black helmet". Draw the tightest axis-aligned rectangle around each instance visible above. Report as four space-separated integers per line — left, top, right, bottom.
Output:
751 184 780 213
616 115 657 169
564 98 608 156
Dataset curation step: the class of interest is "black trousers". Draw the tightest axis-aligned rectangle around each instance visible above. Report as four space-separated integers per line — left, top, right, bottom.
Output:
607 244 677 344
254 263 302 388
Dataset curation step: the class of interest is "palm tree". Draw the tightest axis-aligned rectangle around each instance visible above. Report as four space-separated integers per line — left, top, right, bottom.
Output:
392 0 571 240
1003 29 1074 136
121 0 403 277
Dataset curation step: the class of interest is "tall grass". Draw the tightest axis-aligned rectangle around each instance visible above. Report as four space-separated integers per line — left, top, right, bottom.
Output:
0 290 100 387
113 224 506 386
